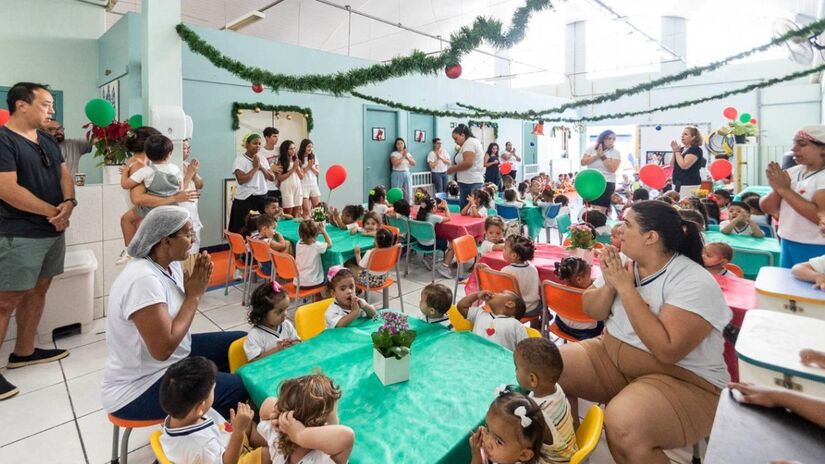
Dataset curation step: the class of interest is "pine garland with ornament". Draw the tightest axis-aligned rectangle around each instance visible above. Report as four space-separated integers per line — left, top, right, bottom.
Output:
231 102 313 132
468 120 499 139
176 0 556 94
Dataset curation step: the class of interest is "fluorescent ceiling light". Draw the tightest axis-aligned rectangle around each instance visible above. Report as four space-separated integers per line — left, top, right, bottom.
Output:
225 11 265 31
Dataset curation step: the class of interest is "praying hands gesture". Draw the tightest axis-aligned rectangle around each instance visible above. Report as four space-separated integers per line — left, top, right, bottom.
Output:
670 140 681 153
469 427 485 464
350 295 377 319
599 246 634 293
765 161 792 193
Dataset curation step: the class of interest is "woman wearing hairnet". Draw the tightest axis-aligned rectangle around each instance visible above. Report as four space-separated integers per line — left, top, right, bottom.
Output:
100 206 248 420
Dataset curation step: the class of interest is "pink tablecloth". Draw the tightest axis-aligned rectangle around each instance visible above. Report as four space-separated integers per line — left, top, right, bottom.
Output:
715 273 757 382
435 215 486 242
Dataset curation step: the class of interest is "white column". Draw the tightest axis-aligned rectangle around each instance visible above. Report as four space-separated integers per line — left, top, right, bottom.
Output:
142 0 183 165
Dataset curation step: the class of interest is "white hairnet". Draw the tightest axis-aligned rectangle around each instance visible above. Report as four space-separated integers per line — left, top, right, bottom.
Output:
127 206 191 258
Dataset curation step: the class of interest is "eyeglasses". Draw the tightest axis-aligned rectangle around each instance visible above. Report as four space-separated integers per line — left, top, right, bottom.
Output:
35 144 50 168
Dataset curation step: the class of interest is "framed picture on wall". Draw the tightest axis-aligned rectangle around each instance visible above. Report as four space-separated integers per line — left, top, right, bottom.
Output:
645 151 669 166
100 79 120 121
223 177 238 232
372 127 386 141
414 130 426 143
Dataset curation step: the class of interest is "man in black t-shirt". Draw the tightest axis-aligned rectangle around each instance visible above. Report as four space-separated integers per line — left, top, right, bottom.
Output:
0 83 76 400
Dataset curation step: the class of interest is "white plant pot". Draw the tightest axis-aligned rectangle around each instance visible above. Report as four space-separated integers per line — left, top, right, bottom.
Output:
569 247 595 263
102 165 122 185
373 349 410 386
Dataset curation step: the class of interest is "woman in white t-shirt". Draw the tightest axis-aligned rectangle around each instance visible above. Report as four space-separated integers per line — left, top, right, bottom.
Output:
447 124 485 209
760 125 825 267
580 130 621 212
501 141 522 180
427 137 451 194
390 137 416 202
101 206 247 420
559 200 731 463
229 133 275 233
298 139 321 219
276 139 304 218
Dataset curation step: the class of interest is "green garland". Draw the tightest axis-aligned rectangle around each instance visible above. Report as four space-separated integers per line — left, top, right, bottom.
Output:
231 102 313 132
457 16 825 117
352 63 825 123
468 120 499 139
176 0 555 95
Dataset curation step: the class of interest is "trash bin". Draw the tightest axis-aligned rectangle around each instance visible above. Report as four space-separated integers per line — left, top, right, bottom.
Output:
38 249 98 343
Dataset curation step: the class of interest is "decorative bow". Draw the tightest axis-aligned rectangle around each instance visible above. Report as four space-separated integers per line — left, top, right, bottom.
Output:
513 406 532 428
327 265 344 282
271 281 282 293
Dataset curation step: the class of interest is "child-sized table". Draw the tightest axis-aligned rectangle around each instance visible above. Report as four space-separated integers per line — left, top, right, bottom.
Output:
277 219 376 269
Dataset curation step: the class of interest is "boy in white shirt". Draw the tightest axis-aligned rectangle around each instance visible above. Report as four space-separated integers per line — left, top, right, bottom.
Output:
720 201 765 237
456 290 527 351
159 357 269 464
295 220 332 288
497 235 541 320
418 282 454 329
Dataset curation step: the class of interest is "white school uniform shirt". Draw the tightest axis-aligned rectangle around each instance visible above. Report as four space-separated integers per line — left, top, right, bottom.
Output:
325 301 367 328
501 262 541 313
233 152 271 199
594 254 732 388
808 254 825 273
422 315 453 330
243 321 301 360
427 149 450 173
261 146 280 191
296 241 328 287
467 306 526 351
102 259 190 412
371 203 389 220
583 146 621 183
417 213 444 246
455 137 485 184
390 151 411 171
480 239 504 255
258 420 336 464
130 162 182 188
719 220 755 236
161 408 230 464
779 164 825 244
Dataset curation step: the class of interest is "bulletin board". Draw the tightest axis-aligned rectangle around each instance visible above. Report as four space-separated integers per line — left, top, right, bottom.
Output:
638 123 711 166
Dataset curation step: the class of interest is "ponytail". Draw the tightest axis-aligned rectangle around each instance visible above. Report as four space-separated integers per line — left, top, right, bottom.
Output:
452 123 473 139
678 217 704 265
630 200 704 266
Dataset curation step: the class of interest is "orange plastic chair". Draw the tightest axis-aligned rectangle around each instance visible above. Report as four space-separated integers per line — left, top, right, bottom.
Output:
270 250 326 308
724 263 744 278
451 235 479 304
476 266 539 325
108 414 164 464
224 230 256 304
382 224 401 238
542 280 598 342
355 244 405 310
247 238 275 281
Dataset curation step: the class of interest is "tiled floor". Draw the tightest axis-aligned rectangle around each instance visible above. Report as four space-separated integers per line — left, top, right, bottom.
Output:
0 245 699 464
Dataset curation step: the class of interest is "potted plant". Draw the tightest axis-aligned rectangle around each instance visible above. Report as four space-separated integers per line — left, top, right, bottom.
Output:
311 205 328 224
371 311 416 386
727 120 758 144
566 223 596 262
84 119 132 184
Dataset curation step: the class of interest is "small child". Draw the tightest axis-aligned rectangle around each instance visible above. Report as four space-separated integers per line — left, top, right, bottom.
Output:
462 189 490 218
391 199 411 218
703 242 734 276
744 195 770 228
553 194 570 218
582 209 610 238
527 178 543 202
418 282 454 328
483 183 499 204
353 228 395 289
480 216 506 255
456 290 528 351
499 235 541 320
610 223 623 249
360 211 382 237
159 357 269 464
720 201 764 237
258 374 355 464
324 267 377 328
792 253 825 290
679 209 707 231
253 214 291 254
241 211 261 240
263 197 292 220
415 196 453 274
553 257 603 339
514 339 579 462
469 387 549 464
502 175 519 199
446 180 460 200
330 204 365 235
631 188 650 202
701 199 721 225
244 282 301 362
517 181 530 200
502 189 524 207
296 220 332 288
712 189 732 219
368 186 389 219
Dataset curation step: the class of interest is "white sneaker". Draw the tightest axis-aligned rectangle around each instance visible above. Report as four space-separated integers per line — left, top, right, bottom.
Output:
436 263 453 279
115 248 132 265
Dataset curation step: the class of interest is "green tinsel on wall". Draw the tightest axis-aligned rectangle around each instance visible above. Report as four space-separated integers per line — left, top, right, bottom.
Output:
468 120 499 139
231 102 313 132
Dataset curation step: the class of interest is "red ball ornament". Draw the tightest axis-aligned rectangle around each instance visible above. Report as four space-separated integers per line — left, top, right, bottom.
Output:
749 118 757 125
445 64 462 79
251 83 264 93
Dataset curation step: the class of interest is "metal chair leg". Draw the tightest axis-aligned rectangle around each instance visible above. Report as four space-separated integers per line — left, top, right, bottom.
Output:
120 427 132 464
110 424 120 464
396 266 404 312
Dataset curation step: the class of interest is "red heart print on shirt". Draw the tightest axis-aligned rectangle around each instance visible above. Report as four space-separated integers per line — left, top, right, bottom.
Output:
486 327 495 336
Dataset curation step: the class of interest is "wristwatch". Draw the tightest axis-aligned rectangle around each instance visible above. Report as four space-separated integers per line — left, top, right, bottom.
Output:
62 198 78 207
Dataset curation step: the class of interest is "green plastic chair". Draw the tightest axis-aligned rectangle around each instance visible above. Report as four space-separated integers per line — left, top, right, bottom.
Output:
708 223 720 232
556 213 571 244
448 204 461 213
596 234 612 244
386 215 411 276
407 219 439 282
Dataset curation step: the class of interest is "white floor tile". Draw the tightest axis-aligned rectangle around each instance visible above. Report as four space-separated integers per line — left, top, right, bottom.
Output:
60 339 109 380
77 409 161 464
0 383 74 446
0 420 85 464
0 342 16 369
202 304 249 330
55 317 107 350
66 368 105 418
1 361 64 396
128 443 158 464
200 287 245 311
190 312 222 334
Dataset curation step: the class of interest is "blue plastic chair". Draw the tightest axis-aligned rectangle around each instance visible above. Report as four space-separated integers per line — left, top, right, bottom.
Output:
556 213 572 244
386 215 411 276
542 203 562 243
496 204 523 236
758 224 774 238
407 219 439 282
434 192 446 200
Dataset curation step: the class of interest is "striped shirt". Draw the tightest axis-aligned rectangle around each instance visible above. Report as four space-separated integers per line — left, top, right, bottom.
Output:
532 386 578 462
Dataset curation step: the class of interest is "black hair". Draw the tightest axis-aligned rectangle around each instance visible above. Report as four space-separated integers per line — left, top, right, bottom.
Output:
393 199 411 218
515 338 564 385
263 127 279 138
539 189 554 203
241 212 260 238
584 209 607 228
706 241 733 261
739 191 760 204
341 205 365 223
416 196 436 221
374 228 395 248
631 200 704 265
518 181 529 197
248 282 289 326
728 201 750 212
298 219 319 243
368 186 386 211
264 197 279 208
701 199 721 223
255 213 275 231
422 282 453 316
473 189 491 209
504 189 518 202
6 82 49 115
278 139 296 172
502 174 515 186
713 189 732 203
432 137 441 144
392 137 406 153
658 195 675 205
553 256 590 283
506 235 535 262
744 196 765 216
159 357 217 419
488 389 548 462
486 142 499 156
679 209 706 230
297 138 313 164
632 189 650 201
451 123 473 139
144 134 174 162
328 267 355 289
684 197 709 228
596 129 615 147
554 194 569 207
447 182 459 197
125 126 162 153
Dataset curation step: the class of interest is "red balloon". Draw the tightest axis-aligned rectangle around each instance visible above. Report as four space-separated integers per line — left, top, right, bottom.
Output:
639 164 667 190
252 83 264 93
325 164 347 190
709 159 733 180
500 162 513 175
445 64 462 79
749 118 757 125
722 107 738 120
0 109 8 127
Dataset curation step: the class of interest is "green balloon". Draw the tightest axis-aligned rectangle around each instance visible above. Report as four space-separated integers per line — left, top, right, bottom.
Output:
574 169 607 201
128 114 143 128
387 187 404 204
739 113 752 124
84 98 115 127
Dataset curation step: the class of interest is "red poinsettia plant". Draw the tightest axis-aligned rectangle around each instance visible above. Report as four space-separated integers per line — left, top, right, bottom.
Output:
84 119 132 166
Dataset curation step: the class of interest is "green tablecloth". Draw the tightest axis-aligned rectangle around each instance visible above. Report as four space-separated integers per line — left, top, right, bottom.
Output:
733 185 772 201
276 219 376 269
237 315 517 464
495 199 544 239
703 231 780 279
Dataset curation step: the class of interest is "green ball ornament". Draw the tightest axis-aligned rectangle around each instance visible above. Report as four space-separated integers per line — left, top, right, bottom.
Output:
387 187 404 204
574 169 607 201
128 114 143 128
84 98 115 127
739 113 752 124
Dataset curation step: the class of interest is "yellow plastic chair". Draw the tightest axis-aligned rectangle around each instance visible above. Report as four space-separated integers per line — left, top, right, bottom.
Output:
228 336 248 374
526 327 542 338
149 430 172 464
295 298 334 340
570 404 605 464
447 305 473 331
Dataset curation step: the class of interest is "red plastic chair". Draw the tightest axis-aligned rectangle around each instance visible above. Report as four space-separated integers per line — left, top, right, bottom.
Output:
476 266 539 326
270 250 326 310
542 280 599 341
724 263 745 278
224 230 256 304
355 244 404 309
247 238 275 281
451 235 479 304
